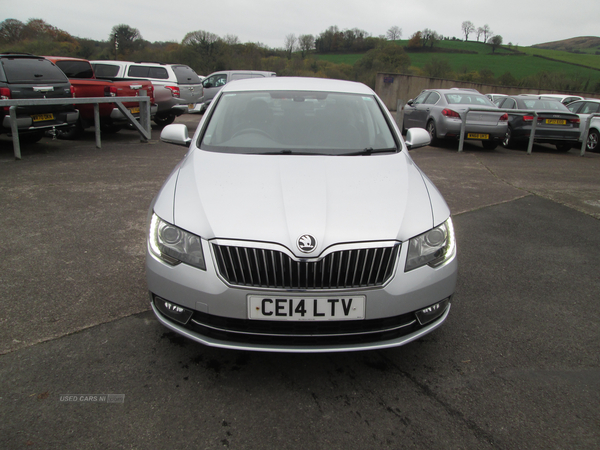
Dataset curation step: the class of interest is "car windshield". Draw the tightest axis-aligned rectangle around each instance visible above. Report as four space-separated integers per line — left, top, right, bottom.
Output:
199 90 398 155
444 93 496 106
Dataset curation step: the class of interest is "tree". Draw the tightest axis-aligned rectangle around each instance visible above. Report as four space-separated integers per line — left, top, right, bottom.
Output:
0 19 24 44
284 33 297 59
386 26 402 41
298 34 315 58
423 56 453 78
490 35 503 53
481 24 492 43
109 24 143 59
461 21 475 41
422 29 440 48
476 27 483 42
407 31 422 48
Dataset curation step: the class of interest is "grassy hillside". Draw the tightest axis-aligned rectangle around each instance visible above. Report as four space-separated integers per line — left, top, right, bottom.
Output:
314 39 600 89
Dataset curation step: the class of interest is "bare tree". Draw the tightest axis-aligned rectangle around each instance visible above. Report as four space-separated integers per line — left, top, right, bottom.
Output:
461 21 475 41
386 26 402 41
482 24 492 43
298 34 315 58
284 33 297 59
223 34 239 45
476 27 483 42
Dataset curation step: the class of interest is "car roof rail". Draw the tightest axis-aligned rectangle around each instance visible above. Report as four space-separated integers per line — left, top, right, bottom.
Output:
134 61 167 65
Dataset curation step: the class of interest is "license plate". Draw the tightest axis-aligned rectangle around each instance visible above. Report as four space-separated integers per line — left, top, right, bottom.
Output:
188 104 195 109
467 133 489 139
248 296 365 321
129 107 140 114
31 113 54 122
545 119 566 125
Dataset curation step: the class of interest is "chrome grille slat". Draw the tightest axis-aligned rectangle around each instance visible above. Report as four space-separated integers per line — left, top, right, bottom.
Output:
212 243 400 290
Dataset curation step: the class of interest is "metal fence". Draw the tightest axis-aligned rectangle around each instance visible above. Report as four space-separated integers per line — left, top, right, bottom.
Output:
396 100 598 156
0 93 152 160
457 108 598 156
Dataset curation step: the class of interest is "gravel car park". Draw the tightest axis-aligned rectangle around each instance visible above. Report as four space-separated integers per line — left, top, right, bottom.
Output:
403 88 508 150
147 77 457 353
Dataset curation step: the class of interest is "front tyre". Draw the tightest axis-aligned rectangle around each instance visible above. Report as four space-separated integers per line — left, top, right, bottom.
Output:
154 113 176 127
555 142 572 152
426 120 438 145
586 129 599 152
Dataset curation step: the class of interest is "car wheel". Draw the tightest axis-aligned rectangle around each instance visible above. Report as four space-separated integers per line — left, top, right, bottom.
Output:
481 140 498 150
502 126 514 148
154 113 176 127
555 142 572 152
426 120 438 145
586 129 599 152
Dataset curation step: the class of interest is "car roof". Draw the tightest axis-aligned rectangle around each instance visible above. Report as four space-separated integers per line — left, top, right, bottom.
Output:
220 76 374 95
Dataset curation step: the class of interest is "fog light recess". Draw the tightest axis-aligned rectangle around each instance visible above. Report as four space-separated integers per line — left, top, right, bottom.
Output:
415 298 450 326
154 296 193 325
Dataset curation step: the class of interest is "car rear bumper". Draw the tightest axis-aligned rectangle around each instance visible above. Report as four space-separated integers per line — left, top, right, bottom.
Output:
2 110 79 131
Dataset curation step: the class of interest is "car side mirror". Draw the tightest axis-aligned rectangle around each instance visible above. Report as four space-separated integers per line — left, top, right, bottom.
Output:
160 124 191 147
404 128 431 150
407 99 414 106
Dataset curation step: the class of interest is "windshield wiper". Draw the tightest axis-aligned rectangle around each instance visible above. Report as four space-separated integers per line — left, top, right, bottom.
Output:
343 147 398 156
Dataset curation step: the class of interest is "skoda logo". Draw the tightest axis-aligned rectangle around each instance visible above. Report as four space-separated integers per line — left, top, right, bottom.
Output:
297 234 317 253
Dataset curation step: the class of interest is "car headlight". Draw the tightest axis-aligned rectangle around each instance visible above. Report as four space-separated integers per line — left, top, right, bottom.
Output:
148 213 206 270
405 218 456 272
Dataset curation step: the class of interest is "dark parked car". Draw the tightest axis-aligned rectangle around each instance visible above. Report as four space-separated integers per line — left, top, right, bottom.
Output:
496 96 581 151
0 53 79 143
403 88 508 150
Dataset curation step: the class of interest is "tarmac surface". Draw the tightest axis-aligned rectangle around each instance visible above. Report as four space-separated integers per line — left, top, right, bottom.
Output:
1 114 599 449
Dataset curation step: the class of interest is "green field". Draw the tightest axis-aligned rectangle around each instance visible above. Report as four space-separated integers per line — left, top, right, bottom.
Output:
314 40 600 86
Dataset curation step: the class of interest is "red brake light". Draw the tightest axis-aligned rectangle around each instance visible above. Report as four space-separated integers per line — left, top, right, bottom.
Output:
70 86 76 98
1 87 10 112
165 86 180 98
569 118 580 124
499 113 508 121
442 108 460 118
104 86 118 97
523 115 534 122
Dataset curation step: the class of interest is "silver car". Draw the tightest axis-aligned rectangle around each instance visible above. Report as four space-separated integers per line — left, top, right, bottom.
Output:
147 77 458 353
403 88 508 150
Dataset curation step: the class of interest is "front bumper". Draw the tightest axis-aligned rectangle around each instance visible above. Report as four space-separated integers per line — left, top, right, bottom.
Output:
146 238 457 352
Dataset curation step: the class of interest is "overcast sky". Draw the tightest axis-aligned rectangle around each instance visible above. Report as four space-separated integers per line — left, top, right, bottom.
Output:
3 0 599 49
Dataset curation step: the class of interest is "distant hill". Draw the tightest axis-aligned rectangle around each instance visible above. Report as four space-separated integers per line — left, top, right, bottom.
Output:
532 36 600 53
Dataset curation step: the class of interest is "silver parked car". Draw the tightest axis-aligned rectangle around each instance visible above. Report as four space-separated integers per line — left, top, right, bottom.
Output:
566 98 600 152
147 77 458 353
194 70 276 113
403 89 508 149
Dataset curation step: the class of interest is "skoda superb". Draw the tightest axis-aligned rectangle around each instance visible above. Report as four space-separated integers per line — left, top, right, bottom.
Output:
146 77 457 352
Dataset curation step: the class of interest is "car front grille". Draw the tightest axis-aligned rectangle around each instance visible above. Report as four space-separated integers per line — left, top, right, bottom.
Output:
211 243 400 290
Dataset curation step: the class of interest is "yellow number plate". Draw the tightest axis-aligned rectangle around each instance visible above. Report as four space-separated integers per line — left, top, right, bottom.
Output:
467 133 489 139
545 119 566 125
31 113 54 122
129 107 140 114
